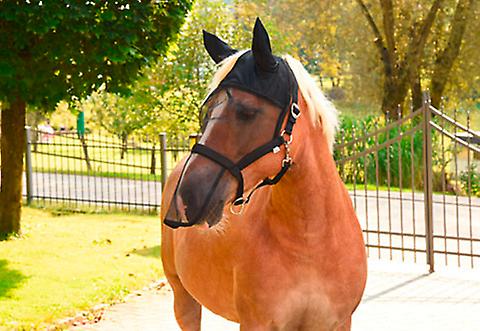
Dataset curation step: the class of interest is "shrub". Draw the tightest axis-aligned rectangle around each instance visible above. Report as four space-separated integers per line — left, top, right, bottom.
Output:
335 113 424 190
460 164 480 197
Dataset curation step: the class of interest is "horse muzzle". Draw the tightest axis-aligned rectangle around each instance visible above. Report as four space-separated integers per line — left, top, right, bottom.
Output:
164 160 230 228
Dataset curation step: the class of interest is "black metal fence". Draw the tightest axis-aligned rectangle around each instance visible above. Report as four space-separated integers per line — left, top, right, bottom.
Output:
22 129 194 212
336 95 480 270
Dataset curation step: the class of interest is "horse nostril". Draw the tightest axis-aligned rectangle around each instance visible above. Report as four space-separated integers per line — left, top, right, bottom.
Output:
180 185 201 223
172 193 188 222
184 206 197 224
175 166 229 226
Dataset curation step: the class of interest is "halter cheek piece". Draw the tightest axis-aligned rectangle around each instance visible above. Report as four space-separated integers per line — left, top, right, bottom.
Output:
164 65 300 229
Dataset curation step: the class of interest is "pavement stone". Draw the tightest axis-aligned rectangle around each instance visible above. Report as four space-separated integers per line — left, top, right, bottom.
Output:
69 260 480 331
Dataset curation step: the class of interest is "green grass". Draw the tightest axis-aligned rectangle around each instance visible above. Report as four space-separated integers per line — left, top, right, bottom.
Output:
29 201 160 217
344 183 415 193
334 101 380 119
0 207 162 330
29 133 189 179
33 169 163 182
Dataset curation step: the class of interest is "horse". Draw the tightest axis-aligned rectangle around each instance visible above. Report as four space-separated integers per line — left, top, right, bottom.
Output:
161 18 367 331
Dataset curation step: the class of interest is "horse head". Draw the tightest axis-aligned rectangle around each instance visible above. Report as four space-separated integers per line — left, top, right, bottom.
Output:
164 18 303 228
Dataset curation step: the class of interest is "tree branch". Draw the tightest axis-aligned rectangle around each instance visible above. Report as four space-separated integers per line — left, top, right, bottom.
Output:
397 0 443 95
355 0 394 78
430 0 475 107
380 0 396 71
415 0 444 53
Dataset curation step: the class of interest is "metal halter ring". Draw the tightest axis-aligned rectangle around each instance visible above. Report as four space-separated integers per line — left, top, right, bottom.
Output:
230 197 247 215
291 103 301 119
281 130 293 144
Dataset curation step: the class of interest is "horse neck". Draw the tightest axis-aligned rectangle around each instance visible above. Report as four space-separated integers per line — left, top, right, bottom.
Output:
265 125 348 237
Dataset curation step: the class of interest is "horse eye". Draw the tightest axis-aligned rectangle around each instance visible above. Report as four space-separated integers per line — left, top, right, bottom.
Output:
236 105 258 122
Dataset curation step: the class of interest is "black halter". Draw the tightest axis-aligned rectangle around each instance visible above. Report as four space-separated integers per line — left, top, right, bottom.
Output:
164 60 300 229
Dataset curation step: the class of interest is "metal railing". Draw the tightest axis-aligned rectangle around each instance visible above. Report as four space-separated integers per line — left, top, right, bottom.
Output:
22 130 194 212
336 94 480 270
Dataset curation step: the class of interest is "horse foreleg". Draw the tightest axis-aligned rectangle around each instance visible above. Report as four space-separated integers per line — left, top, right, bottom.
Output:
169 275 202 331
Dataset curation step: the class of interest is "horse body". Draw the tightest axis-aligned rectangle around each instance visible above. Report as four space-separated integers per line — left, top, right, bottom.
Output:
161 18 366 330
161 95 367 330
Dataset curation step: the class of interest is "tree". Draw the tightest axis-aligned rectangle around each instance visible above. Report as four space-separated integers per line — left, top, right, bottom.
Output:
355 0 444 116
429 0 476 108
240 0 478 114
0 1 191 238
137 0 253 137
88 91 152 158
354 0 477 115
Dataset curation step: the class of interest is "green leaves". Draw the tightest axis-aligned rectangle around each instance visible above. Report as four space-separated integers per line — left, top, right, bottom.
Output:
132 0 247 136
0 1 193 109
0 62 15 78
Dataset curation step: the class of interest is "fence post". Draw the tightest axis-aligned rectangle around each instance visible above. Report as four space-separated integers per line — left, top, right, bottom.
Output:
24 126 34 205
150 143 156 175
422 91 434 273
160 132 168 189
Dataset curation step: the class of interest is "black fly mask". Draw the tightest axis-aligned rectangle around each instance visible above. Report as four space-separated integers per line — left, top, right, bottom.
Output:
164 18 300 228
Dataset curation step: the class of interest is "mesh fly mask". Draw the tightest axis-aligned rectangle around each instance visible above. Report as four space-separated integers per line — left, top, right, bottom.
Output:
164 18 301 229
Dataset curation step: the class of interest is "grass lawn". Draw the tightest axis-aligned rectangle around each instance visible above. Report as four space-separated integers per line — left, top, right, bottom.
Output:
0 207 162 330
30 133 190 179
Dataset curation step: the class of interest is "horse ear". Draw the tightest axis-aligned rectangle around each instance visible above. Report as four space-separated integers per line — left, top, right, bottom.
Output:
252 18 278 72
203 30 237 64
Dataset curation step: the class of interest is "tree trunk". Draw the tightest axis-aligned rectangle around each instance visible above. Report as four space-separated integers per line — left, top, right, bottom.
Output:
120 134 128 160
411 71 423 112
357 0 443 119
150 143 156 175
0 98 26 239
78 134 92 171
381 80 405 120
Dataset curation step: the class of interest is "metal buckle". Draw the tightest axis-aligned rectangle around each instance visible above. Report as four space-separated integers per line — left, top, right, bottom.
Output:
282 157 292 167
291 103 301 119
282 135 292 167
230 197 247 215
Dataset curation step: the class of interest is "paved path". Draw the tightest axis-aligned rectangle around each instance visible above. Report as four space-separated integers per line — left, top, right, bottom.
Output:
22 172 162 209
70 260 480 331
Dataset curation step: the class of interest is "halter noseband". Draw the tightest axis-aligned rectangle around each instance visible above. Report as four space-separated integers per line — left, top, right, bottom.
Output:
164 64 300 229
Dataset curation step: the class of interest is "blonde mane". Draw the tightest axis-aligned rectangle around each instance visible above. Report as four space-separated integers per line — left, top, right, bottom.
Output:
206 52 339 153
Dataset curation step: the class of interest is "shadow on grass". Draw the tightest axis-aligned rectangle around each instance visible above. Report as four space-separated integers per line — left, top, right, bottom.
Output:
0 259 27 298
131 245 161 258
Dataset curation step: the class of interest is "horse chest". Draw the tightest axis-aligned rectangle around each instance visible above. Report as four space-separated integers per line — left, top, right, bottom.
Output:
229 242 346 328
176 234 335 325
173 217 364 329
233 263 339 330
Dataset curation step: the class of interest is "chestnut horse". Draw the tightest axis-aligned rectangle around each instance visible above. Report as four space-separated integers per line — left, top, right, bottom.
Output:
161 19 367 331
